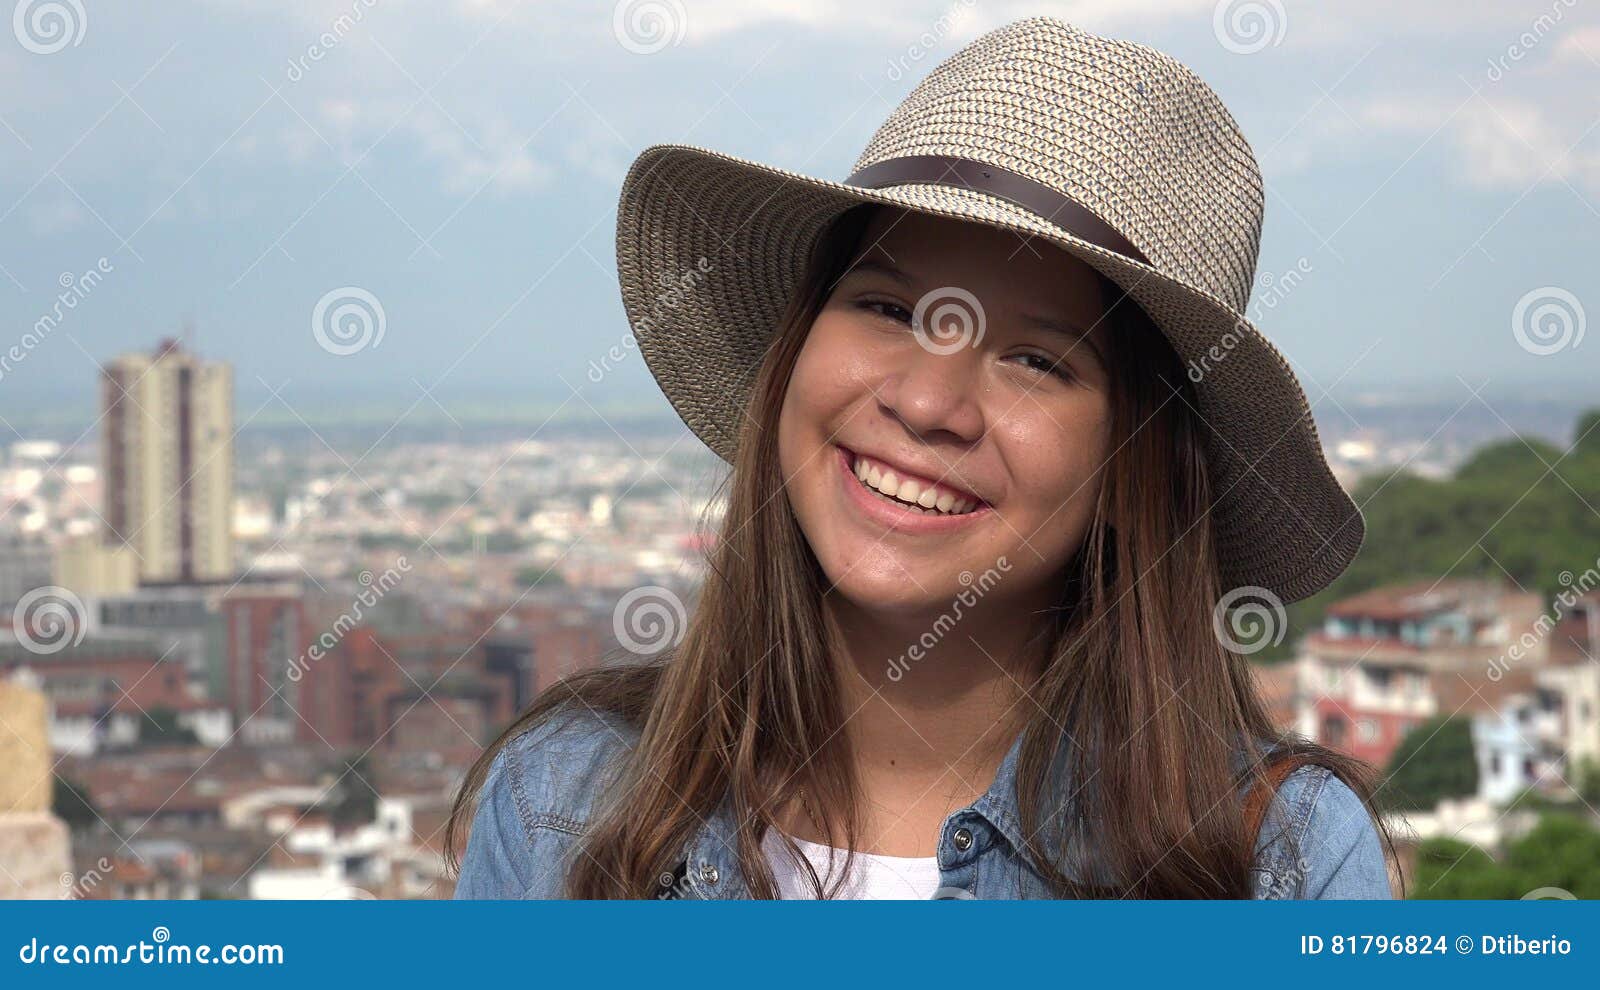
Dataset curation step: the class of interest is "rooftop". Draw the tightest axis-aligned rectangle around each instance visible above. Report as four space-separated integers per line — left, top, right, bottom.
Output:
1325 579 1507 622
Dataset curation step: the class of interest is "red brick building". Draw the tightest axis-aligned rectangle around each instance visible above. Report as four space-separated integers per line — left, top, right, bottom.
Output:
1291 579 1545 768
221 585 308 743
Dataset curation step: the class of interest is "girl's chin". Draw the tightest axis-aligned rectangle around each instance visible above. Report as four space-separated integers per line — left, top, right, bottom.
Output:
823 573 974 615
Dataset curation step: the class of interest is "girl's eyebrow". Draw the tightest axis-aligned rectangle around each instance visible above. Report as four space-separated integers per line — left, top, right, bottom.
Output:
841 257 916 288
1022 312 1093 339
1022 313 1106 366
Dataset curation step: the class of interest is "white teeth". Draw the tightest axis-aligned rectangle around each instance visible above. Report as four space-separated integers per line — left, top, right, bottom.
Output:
850 452 979 516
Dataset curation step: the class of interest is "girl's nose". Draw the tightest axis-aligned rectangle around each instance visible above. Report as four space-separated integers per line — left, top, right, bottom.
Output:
874 341 986 445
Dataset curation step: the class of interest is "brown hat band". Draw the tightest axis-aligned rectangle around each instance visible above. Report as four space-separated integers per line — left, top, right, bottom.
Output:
843 155 1150 266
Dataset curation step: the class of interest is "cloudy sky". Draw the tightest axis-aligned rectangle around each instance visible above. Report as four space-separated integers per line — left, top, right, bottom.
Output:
0 0 1595 429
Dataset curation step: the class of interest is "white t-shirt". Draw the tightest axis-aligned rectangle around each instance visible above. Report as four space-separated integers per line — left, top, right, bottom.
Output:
760 828 943 899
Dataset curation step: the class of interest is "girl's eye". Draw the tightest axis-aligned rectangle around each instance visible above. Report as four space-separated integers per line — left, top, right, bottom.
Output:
1011 352 1076 383
858 299 912 324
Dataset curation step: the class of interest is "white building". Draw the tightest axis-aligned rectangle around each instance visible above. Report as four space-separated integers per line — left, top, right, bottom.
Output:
246 796 440 900
47 701 231 756
1469 689 1565 805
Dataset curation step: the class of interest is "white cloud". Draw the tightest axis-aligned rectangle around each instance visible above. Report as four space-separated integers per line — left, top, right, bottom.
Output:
304 96 553 196
1266 23 1600 196
1552 25 1600 64
26 195 87 236
466 0 1217 48
411 112 554 197
1449 98 1599 192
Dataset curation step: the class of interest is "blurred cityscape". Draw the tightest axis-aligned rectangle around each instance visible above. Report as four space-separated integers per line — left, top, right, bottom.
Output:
0 339 1596 899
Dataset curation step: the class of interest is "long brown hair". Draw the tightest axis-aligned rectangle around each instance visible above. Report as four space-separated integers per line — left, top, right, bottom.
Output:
446 204 1399 898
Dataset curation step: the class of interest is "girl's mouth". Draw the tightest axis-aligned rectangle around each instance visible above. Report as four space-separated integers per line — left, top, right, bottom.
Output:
835 445 991 532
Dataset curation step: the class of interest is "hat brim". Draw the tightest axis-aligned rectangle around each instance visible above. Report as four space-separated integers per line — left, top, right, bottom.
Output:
615 143 1363 604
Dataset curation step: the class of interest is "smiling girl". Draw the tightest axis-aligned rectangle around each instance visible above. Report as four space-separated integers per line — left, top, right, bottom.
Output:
449 18 1396 900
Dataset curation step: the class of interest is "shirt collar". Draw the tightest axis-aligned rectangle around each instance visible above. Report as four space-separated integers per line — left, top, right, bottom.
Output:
678 724 1094 897
972 724 1089 876
681 793 752 899
978 727 1281 883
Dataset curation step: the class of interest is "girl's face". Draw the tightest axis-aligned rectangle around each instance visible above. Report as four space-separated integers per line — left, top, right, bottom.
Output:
778 209 1117 618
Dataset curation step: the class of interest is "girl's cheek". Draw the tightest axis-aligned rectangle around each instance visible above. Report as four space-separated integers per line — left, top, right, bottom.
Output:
998 411 1110 512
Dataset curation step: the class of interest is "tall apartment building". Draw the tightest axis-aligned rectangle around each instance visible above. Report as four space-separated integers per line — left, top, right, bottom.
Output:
101 339 234 584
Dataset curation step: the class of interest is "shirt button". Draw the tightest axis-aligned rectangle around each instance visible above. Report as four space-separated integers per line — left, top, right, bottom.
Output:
952 827 974 851
698 863 720 885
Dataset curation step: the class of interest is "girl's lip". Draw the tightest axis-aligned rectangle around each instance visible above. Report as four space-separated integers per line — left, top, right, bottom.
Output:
834 445 992 534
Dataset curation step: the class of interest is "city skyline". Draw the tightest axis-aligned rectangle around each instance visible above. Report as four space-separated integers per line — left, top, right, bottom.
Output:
0 0 1596 906
0 0 1596 437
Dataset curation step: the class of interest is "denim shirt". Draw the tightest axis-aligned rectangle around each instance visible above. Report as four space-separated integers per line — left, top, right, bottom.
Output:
454 707 1393 900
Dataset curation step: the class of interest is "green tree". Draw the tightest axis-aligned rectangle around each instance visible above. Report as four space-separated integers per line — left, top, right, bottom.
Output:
1382 716 1478 811
1574 756 1600 807
1257 408 1600 663
1409 837 1518 899
138 706 199 747
52 774 102 830
1573 409 1600 453
1411 816 1600 899
328 753 378 827
514 566 567 590
1503 814 1600 899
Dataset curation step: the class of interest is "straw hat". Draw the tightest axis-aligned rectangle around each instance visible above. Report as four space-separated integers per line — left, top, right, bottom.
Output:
614 17 1362 604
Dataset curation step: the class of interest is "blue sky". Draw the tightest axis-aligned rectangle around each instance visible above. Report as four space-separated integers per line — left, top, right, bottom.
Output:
0 0 1596 429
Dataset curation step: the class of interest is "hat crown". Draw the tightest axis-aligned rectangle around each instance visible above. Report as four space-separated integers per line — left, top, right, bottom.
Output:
854 17 1264 313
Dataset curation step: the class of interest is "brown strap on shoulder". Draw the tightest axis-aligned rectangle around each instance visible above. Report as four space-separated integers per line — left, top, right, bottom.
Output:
1242 752 1323 846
